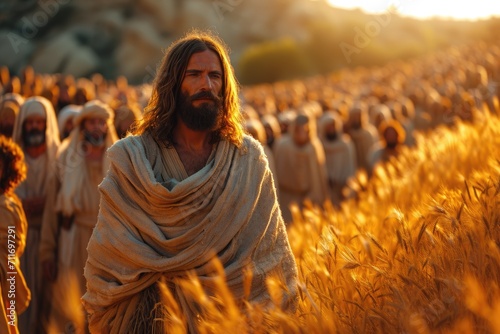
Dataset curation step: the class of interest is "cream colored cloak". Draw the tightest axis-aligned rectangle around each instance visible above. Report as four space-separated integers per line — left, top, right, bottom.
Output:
82 134 298 333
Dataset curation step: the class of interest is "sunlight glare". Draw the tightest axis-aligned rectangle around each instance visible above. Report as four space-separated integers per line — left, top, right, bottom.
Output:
327 0 500 20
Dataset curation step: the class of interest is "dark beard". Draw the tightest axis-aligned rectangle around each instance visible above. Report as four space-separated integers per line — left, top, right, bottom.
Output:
386 141 398 149
326 132 338 141
23 128 46 147
84 130 107 147
177 91 222 132
351 122 361 130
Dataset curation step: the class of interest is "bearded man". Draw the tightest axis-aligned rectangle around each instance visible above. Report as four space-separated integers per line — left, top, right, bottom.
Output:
40 100 118 333
318 112 357 205
274 112 329 223
82 31 298 333
12 96 60 334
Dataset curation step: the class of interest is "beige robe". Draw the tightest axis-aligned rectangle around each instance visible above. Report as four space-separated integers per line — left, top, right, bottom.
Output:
321 135 357 205
274 136 329 223
40 100 117 333
348 125 379 173
15 154 48 334
0 194 30 334
40 159 103 333
12 96 60 334
82 134 298 333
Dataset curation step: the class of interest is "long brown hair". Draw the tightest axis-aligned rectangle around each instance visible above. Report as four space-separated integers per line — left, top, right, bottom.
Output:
0 135 26 195
133 30 244 147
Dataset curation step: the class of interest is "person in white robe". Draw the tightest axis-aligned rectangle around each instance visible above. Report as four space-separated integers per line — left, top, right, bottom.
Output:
40 100 118 333
12 96 60 334
318 112 357 205
274 112 329 223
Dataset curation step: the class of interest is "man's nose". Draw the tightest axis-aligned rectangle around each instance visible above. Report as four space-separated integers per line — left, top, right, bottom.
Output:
200 74 213 91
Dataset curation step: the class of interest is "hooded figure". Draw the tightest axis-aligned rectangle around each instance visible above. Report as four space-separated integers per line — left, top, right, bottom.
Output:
57 104 82 141
0 100 20 138
368 119 406 173
347 101 380 174
113 103 142 139
244 118 278 182
318 112 357 205
40 100 118 333
274 112 328 223
12 96 60 334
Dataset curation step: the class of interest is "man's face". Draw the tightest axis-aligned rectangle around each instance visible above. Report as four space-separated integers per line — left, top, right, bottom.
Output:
83 117 108 147
325 121 337 141
384 127 399 149
0 112 15 137
177 50 223 131
22 115 46 147
263 124 274 146
293 123 310 147
351 112 362 130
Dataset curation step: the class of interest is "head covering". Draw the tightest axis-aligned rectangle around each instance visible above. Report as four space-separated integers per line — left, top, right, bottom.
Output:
244 119 266 145
0 100 19 119
317 111 342 141
57 104 82 136
55 100 118 216
12 96 60 151
11 96 60 197
73 99 114 127
288 112 318 141
276 110 296 134
260 114 281 139
113 103 141 136
0 93 25 108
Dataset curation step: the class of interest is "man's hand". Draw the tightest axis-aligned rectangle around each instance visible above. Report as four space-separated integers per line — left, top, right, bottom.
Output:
42 259 57 282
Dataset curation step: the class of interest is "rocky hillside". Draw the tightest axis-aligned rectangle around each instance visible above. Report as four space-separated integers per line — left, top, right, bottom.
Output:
0 0 333 83
1 0 497 84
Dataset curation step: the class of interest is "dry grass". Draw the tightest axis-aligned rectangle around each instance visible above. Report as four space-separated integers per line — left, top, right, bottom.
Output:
163 111 500 333
52 111 499 333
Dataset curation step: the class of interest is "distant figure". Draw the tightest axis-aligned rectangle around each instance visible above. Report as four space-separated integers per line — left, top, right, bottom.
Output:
347 102 380 174
368 120 406 172
0 100 20 138
260 114 282 149
244 118 278 181
57 104 82 141
40 100 118 333
318 112 357 205
274 112 329 223
113 103 142 139
12 96 60 334
82 31 298 333
0 136 30 334
276 110 296 136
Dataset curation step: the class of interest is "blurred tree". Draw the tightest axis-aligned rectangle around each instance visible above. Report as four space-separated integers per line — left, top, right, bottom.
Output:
237 38 314 85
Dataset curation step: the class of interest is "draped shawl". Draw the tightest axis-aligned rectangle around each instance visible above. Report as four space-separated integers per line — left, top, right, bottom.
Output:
82 134 298 333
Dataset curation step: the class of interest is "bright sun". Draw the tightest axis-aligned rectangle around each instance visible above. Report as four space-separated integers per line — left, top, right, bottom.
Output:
326 0 500 21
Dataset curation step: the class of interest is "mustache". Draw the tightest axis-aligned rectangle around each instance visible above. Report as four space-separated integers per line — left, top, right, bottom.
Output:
189 91 221 102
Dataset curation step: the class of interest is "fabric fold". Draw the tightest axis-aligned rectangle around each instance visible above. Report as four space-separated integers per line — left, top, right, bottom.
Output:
83 134 298 333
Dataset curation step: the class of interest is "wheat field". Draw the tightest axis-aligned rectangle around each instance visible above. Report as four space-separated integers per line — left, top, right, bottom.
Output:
52 111 500 334
154 109 500 334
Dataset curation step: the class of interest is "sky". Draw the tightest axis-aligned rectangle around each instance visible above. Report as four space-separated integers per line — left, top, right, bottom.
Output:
327 0 500 21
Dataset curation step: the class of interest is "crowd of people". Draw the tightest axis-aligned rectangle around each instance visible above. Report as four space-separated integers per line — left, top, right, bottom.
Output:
0 39 499 333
